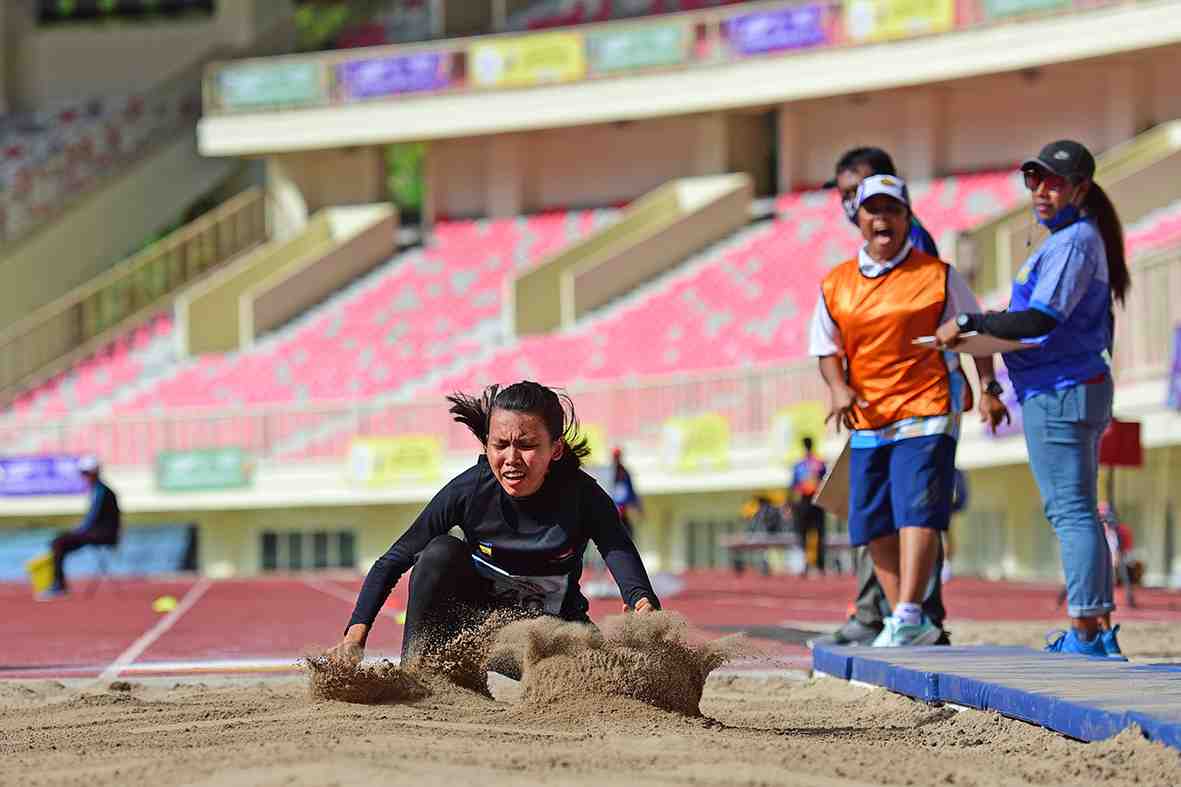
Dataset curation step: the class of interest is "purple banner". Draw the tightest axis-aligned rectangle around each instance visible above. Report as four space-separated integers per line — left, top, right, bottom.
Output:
1168 325 1181 410
0 455 89 496
336 52 451 101
724 5 828 56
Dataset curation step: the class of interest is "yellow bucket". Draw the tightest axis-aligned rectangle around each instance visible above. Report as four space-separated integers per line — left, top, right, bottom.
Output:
25 552 54 594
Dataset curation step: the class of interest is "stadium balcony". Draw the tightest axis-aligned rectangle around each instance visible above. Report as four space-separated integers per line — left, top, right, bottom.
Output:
200 0 1181 157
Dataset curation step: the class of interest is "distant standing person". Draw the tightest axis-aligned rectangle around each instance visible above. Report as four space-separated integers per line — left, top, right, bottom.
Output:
936 140 1130 659
611 447 642 536
42 456 121 599
811 147 951 648
790 437 827 575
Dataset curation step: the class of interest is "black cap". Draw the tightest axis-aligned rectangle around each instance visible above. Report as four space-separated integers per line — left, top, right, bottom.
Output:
1021 140 1096 180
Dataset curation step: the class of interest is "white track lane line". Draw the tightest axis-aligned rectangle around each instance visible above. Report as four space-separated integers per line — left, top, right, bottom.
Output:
301 577 402 620
95 577 213 684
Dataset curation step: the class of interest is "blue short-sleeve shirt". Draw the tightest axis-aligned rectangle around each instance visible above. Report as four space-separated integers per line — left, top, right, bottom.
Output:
1003 217 1112 401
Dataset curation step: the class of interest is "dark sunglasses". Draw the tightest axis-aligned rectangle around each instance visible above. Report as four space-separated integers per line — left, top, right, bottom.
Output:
1022 167 1070 193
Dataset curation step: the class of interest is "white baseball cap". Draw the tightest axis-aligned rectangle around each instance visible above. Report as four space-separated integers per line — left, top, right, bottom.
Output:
77 455 100 473
853 174 911 213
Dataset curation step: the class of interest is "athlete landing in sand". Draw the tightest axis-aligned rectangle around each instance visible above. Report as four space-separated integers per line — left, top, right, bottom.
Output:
327 381 660 669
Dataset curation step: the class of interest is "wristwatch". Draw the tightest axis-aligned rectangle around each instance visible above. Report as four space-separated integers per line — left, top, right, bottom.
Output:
984 379 1004 398
956 312 976 331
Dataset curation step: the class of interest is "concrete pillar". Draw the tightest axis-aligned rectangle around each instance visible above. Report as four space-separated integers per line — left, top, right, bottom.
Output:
900 88 940 182
265 156 309 242
692 112 728 177
2 0 36 112
486 133 526 218
776 103 800 192
1104 61 1140 150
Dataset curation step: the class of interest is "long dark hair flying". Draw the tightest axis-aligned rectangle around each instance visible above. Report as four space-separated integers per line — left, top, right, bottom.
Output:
1083 182 1130 305
446 381 592 466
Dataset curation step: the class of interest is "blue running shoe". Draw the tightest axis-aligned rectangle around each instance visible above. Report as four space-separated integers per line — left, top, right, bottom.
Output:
1044 629 1108 658
1100 625 1129 661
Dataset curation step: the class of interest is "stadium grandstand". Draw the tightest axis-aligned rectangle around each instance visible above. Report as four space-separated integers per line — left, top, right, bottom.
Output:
1 0 1181 587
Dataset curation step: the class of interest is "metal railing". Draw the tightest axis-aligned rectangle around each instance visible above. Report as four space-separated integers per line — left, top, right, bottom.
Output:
0 188 266 406
1 231 1174 468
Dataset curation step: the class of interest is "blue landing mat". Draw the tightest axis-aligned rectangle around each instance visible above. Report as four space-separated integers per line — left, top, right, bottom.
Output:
813 645 1181 751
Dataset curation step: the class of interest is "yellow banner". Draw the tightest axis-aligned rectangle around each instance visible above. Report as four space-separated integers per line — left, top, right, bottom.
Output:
348 435 442 486
770 401 828 466
578 423 609 467
844 0 956 43
468 32 587 88
661 413 730 473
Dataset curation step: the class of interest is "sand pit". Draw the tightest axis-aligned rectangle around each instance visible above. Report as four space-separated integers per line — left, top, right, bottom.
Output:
305 657 430 704
3 671 1179 786
495 611 743 716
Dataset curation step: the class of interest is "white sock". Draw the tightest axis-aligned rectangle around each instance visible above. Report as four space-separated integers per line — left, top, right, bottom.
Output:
894 602 922 626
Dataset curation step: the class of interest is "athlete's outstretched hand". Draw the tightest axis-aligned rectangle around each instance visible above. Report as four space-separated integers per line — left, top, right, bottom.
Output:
325 623 368 666
325 638 364 666
621 597 655 614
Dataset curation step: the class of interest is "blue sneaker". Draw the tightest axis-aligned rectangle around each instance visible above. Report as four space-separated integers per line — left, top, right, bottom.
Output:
1044 629 1108 658
1100 625 1129 661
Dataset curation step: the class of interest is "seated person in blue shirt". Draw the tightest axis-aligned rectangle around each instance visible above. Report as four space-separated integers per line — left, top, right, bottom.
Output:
43 456 121 599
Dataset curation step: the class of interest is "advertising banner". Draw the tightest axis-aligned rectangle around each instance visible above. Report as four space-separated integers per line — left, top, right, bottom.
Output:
724 4 829 56
156 447 251 492
468 32 586 88
661 413 730 472
769 401 828 465
981 0 1071 19
216 61 324 110
843 0 956 43
348 436 442 486
335 51 452 101
0 455 89 496
585 23 687 75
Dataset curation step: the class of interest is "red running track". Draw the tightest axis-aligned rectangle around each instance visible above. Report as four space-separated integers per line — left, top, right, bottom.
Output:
3 572 1180 680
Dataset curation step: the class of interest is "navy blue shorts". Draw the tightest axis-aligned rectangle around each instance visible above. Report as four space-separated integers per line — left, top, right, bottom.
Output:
847 434 956 546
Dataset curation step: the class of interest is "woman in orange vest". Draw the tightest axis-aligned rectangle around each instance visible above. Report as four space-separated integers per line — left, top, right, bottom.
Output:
808 174 1010 647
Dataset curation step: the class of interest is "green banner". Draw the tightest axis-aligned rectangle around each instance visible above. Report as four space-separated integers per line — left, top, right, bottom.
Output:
586 23 688 75
216 61 324 110
981 0 1071 18
156 448 251 492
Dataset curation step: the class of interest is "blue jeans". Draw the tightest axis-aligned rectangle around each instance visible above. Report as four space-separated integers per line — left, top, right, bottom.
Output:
1021 377 1115 619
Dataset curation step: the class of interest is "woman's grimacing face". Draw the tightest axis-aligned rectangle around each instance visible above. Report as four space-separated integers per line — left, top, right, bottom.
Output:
486 409 562 497
857 195 909 261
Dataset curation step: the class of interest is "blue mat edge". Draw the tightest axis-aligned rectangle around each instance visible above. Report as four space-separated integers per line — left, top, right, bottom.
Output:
811 644 1181 751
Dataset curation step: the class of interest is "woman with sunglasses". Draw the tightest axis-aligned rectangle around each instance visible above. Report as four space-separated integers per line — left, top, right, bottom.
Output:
810 174 1009 647
936 140 1131 659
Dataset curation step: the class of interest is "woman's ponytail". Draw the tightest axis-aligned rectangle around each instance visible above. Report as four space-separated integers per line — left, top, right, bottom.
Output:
1084 183 1129 305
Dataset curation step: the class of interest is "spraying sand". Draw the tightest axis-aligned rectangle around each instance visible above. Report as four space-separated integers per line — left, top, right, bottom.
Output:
495 611 744 716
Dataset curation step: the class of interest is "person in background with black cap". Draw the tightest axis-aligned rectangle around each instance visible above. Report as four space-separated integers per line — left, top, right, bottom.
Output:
936 140 1131 660
810 147 951 649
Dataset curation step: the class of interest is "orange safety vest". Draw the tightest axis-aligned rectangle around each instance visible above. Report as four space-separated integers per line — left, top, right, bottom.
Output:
821 249 966 431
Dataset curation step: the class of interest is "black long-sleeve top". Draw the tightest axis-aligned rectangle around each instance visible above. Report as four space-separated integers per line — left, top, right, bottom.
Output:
347 454 660 629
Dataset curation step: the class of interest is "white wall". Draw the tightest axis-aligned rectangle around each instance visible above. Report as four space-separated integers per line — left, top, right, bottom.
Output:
8 0 294 110
430 114 726 218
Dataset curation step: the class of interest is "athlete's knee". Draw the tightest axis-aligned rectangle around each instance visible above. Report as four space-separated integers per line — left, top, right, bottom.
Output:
416 535 469 574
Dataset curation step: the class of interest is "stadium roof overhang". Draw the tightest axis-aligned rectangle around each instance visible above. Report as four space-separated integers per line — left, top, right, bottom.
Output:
199 1 1181 157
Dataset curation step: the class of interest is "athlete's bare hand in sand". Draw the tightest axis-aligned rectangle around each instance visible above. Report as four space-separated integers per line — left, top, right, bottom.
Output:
622 597 656 614
326 624 367 666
